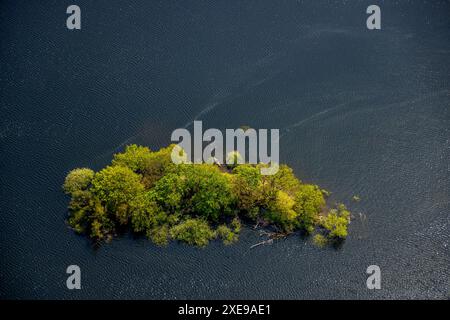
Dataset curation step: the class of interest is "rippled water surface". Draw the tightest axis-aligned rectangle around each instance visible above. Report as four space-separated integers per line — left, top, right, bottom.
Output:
1 0 449 299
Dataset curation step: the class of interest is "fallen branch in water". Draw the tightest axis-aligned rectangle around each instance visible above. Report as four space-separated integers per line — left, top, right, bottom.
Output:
259 230 290 240
250 230 291 248
250 239 273 248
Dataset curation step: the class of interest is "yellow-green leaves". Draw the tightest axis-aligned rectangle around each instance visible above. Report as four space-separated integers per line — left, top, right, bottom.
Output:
294 184 326 233
170 218 215 247
216 225 239 245
265 190 298 232
112 144 152 173
321 204 350 239
63 168 95 194
92 165 144 209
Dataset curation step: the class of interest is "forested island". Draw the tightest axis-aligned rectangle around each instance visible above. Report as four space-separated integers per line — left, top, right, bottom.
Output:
63 144 350 247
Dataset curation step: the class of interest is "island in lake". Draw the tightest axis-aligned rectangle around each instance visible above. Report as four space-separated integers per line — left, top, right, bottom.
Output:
63 144 350 247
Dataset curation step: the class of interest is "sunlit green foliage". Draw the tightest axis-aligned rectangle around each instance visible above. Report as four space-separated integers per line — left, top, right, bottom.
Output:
294 184 325 233
63 168 95 194
259 164 301 203
64 144 350 247
112 144 153 173
321 204 350 239
149 172 187 213
216 225 238 245
170 218 215 247
312 234 328 247
180 164 236 221
230 217 241 233
92 165 144 210
141 144 181 188
129 192 162 232
265 190 298 232
232 165 262 218
89 204 114 240
66 185 114 240
147 225 170 246
216 217 241 245
151 164 235 220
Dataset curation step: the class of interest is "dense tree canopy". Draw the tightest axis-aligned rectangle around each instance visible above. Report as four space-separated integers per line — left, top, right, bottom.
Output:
112 144 153 173
64 144 350 247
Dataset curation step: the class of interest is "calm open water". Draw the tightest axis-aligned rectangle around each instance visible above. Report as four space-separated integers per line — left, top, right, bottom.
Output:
1 0 449 299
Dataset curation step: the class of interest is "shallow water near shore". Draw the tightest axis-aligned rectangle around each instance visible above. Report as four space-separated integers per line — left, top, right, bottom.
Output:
1 0 449 299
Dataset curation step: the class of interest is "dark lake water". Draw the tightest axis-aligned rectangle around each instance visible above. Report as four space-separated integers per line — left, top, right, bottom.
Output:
1 0 449 299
